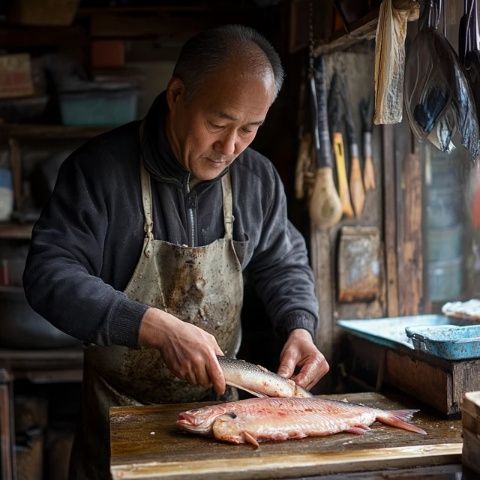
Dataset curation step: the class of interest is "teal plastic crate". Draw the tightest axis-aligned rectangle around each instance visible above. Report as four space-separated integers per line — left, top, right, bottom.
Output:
59 83 138 126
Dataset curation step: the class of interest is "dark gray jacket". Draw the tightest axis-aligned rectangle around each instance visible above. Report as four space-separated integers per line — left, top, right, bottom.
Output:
23 94 318 347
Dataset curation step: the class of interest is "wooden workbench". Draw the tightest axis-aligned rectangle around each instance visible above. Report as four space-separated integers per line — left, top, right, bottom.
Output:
110 392 462 480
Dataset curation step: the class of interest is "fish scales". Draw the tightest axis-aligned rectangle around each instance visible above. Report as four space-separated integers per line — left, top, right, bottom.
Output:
218 356 311 398
177 397 427 447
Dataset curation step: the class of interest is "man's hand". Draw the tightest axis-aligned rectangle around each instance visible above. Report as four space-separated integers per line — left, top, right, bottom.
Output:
277 328 329 390
138 307 226 395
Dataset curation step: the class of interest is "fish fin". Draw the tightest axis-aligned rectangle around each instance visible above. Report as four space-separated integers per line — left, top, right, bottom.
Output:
225 381 266 398
294 385 313 398
377 409 427 435
242 431 260 449
256 364 269 373
344 425 370 435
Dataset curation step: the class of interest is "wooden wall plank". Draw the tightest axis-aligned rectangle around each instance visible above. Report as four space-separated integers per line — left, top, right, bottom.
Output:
382 124 399 316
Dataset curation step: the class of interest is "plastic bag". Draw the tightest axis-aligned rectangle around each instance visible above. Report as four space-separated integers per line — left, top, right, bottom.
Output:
404 0 480 158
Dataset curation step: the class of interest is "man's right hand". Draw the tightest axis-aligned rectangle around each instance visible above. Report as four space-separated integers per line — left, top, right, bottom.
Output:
138 307 226 395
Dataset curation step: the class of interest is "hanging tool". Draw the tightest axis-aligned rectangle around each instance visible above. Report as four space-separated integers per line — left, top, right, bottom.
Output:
304 0 341 229
459 0 473 65
360 95 376 191
339 78 365 217
308 57 342 228
405 0 480 157
462 0 480 115
295 72 312 201
328 71 354 218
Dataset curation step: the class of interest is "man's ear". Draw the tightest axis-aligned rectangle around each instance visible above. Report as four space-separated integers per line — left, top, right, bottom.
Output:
166 77 185 109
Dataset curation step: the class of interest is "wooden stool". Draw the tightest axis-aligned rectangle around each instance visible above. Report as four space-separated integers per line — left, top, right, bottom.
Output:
0 368 16 480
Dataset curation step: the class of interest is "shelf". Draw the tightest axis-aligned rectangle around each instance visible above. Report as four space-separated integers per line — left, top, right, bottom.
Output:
0 347 84 383
315 8 379 55
0 124 111 141
0 223 33 240
0 25 89 49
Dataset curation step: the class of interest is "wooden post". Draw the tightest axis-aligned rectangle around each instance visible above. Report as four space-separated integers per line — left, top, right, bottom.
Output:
398 142 424 315
382 125 399 316
0 368 16 480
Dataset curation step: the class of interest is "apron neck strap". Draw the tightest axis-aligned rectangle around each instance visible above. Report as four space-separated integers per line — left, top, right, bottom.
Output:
221 171 234 240
139 121 154 257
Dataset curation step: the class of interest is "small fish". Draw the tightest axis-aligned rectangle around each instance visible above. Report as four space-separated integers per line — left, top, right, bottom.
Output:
218 356 311 398
177 397 427 448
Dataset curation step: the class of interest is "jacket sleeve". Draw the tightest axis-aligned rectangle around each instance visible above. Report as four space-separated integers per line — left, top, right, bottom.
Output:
246 163 319 342
23 147 148 347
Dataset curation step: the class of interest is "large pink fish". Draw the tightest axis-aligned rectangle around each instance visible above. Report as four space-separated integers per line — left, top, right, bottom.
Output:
177 397 427 448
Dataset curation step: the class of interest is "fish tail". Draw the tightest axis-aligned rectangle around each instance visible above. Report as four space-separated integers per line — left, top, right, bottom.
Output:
377 409 427 435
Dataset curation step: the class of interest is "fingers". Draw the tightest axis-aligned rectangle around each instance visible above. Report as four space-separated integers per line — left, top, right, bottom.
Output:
207 355 226 396
149 310 226 392
277 351 298 378
279 329 330 390
293 354 330 390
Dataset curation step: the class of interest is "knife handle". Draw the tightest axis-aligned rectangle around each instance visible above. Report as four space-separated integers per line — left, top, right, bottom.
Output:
363 132 376 191
349 144 365 217
333 132 354 218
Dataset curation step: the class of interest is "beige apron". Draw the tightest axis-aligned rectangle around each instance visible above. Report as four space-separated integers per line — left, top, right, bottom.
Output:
69 162 244 479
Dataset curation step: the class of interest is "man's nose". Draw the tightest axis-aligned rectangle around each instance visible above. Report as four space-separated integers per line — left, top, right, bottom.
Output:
214 130 237 156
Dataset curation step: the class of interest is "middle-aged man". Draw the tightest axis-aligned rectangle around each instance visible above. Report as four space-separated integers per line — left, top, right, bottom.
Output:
24 24 329 478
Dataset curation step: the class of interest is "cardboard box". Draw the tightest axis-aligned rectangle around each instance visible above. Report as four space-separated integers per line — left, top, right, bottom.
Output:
0 54 34 98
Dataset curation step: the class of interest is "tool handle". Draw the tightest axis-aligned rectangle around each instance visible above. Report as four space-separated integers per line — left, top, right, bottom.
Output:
349 143 366 217
309 167 342 228
363 131 376 191
314 57 333 169
333 132 354 218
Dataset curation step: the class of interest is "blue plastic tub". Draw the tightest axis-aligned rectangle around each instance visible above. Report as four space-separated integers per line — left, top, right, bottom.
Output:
337 315 479 360
405 324 480 360
59 83 138 126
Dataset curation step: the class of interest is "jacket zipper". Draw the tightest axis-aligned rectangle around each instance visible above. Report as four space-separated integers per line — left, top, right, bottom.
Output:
185 175 196 247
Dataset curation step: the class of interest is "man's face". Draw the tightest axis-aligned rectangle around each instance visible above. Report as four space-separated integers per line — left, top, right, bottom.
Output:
166 63 276 181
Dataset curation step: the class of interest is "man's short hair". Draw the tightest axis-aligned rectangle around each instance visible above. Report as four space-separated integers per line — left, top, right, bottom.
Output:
173 24 284 100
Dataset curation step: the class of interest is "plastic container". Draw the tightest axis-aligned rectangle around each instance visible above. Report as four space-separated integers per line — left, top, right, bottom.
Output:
426 185 464 228
405 324 480 360
59 83 138 126
428 256 463 302
0 167 13 222
427 224 463 261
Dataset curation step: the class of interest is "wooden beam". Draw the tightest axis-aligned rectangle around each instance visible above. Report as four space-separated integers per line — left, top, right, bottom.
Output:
314 9 378 56
398 147 423 315
310 227 334 365
0 124 109 140
382 125 399 317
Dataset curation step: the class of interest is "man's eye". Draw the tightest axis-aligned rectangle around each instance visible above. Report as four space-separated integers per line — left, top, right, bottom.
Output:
210 122 224 129
241 127 254 134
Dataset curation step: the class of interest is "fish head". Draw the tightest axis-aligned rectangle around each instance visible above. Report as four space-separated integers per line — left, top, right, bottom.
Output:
176 405 222 435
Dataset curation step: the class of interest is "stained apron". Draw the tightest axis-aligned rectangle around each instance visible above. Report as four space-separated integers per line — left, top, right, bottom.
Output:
69 161 245 479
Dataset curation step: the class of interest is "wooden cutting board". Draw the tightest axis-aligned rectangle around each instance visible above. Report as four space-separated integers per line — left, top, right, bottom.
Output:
110 392 462 480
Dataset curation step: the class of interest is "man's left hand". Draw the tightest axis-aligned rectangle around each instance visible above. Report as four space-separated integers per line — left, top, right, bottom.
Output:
277 328 329 391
